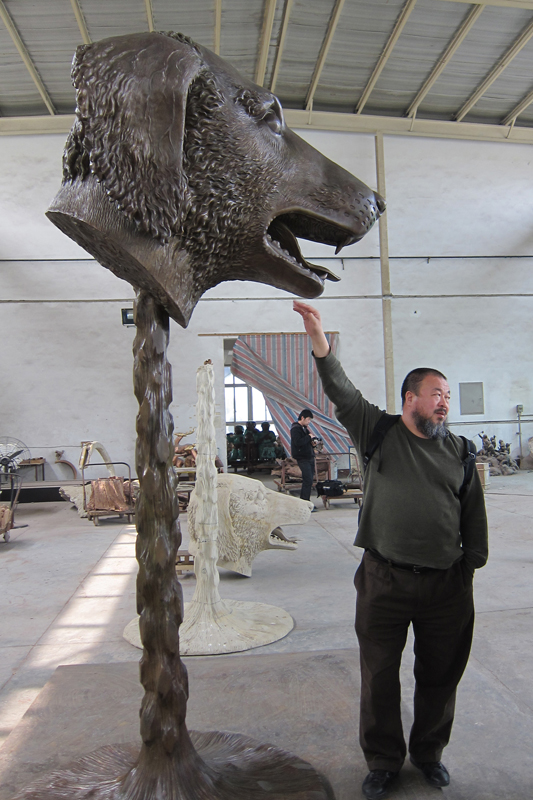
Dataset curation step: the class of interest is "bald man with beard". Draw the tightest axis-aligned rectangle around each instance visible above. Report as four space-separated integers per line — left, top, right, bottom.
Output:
294 301 488 800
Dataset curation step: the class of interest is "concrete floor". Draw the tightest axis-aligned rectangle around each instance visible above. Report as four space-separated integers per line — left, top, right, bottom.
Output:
1 472 533 798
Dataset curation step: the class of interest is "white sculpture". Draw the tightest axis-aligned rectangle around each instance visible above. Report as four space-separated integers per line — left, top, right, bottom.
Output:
188 472 310 576
124 361 312 655
60 441 117 516
79 440 116 476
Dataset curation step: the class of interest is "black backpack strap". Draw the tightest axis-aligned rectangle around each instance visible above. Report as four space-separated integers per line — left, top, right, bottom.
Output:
459 436 477 498
363 413 401 473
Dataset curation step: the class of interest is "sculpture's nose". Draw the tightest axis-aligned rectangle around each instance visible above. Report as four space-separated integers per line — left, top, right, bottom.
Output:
374 191 386 216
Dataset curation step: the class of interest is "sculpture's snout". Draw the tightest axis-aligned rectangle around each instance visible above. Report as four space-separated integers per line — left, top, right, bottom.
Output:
374 191 386 215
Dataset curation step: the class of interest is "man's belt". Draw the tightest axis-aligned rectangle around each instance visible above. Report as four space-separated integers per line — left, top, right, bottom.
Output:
367 549 440 574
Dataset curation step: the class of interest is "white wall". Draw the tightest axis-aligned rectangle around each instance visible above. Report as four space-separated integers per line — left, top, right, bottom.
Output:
1 128 532 479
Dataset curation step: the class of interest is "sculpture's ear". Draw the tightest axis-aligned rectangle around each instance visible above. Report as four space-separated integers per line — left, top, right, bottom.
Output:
67 33 203 243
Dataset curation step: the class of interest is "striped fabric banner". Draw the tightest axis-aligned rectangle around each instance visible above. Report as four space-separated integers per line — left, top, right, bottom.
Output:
231 334 351 456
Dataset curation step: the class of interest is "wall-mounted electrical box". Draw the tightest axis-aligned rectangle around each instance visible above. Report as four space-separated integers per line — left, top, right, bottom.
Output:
459 382 484 415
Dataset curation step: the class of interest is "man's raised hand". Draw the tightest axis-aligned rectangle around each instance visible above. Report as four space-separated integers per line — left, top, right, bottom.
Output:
293 301 330 358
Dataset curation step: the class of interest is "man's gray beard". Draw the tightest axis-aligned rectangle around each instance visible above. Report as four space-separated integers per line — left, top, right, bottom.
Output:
412 410 448 440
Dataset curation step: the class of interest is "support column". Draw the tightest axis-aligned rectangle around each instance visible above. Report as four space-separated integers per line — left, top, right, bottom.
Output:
375 132 396 413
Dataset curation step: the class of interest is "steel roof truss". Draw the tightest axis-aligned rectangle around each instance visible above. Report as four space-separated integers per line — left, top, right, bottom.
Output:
214 0 221 54
0 0 56 115
356 0 418 115
255 0 277 86
305 0 346 112
437 0 533 10
455 15 533 121
70 0 91 43
5 110 533 144
144 0 154 32
502 86 533 125
406 4 484 118
270 0 293 92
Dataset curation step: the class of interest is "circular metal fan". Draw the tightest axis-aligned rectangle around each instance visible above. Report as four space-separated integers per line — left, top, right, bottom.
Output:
0 437 31 475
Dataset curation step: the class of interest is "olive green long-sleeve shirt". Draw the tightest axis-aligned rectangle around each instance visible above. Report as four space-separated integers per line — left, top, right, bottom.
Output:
315 351 488 572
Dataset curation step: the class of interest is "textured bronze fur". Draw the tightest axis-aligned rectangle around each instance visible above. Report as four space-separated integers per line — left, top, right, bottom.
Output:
47 31 384 327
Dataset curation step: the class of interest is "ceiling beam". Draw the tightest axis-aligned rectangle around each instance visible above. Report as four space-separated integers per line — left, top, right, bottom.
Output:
406 4 484 118
255 0 277 86
356 0 418 115
5 110 533 145
305 0 346 111
437 0 533 10
0 115 74 135
285 108 533 144
455 17 533 121
214 0 222 54
270 0 293 92
502 86 533 124
69 0 91 44
0 0 56 116
144 0 154 32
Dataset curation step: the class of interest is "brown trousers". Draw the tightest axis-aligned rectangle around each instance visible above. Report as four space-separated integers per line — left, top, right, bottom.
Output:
354 550 475 772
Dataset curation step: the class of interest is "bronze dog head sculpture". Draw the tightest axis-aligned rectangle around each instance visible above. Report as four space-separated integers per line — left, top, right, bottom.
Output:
48 32 385 326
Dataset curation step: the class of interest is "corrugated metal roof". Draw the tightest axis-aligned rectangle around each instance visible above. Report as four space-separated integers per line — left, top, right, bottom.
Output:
1 0 533 136
362 0 473 117
273 0 340 106
314 0 408 112
420 5 533 121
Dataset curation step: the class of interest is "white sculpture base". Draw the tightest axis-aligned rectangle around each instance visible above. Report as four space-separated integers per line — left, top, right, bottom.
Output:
124 599 294 655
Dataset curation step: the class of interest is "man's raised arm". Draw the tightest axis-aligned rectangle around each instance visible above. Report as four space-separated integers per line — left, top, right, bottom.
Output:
292 301 330 358
292 301 382 456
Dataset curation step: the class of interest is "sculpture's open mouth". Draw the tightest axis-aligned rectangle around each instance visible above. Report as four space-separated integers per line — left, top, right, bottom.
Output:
265 213 365 292
269 526 298 550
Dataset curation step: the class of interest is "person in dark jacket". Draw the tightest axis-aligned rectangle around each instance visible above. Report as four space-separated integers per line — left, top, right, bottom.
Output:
294 299 488 800
290 409 315 502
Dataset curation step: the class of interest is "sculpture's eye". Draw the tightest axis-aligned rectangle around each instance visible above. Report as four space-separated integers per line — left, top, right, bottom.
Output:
236 89 284 134
261 99 284 135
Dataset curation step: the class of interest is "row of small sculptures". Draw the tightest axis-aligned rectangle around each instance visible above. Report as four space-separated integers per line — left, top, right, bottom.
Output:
476 433 519 476
227 421 285 464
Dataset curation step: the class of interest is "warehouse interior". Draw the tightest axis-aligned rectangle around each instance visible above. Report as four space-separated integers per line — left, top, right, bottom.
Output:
1 1 533 798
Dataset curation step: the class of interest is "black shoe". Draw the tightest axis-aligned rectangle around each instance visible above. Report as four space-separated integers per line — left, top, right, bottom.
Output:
362 769 399 799
410 756 450 787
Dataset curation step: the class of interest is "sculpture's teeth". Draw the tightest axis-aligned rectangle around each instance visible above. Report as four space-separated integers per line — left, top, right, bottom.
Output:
265 231 330 282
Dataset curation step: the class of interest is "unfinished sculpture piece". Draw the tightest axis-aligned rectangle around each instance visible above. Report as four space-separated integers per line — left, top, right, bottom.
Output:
61 441 138 519
79 441 116 476
189 472 310 577
60 442 117 515
171 362 299 654
22 28 384 800
477 433 519 475
60 482 138 518
54 450 78 479
124 363 310 656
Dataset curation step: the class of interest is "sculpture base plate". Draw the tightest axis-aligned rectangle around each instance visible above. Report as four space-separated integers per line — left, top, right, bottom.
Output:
13 732 334 800
123 599 294 655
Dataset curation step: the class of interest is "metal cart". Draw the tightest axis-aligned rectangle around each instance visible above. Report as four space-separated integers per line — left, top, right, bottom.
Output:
81 461 135 525
316 448 364 509
0 472 22 542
